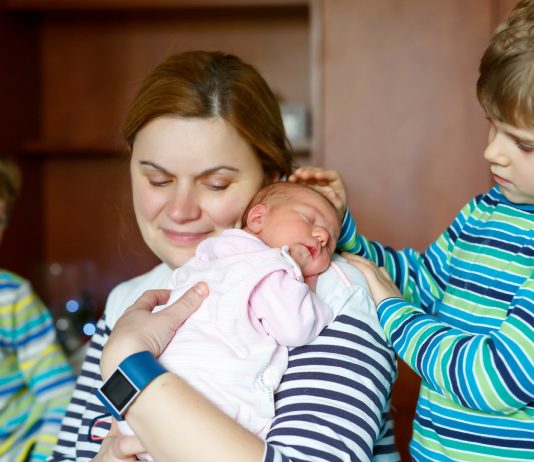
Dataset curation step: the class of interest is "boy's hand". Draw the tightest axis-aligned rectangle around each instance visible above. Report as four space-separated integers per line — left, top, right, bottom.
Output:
289 166 347 220
341 253 402 305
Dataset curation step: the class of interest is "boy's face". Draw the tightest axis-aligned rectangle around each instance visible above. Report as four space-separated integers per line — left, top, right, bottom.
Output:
255 188 340 277
485 119 534 204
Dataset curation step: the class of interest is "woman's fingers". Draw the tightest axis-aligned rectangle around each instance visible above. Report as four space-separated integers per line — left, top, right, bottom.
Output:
123 289 172 315
96 419 146 461
101 283 209 380
158 283 209 331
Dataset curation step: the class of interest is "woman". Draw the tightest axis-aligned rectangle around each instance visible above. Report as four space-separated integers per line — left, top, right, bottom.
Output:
48 51 398 462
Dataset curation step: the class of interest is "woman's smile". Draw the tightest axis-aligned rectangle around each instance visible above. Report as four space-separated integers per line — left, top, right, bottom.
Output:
161 229 213 245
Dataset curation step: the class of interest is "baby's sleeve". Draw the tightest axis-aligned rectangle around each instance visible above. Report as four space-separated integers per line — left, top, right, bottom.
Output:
250 270 333 347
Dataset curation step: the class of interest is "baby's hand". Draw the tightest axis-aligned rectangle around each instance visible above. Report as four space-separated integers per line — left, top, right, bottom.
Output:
289 166 347 219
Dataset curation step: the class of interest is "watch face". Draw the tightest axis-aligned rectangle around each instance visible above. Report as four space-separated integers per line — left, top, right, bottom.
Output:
101 369 137 412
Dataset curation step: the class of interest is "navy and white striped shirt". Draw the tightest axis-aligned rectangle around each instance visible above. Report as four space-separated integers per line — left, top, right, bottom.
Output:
48 262 399 461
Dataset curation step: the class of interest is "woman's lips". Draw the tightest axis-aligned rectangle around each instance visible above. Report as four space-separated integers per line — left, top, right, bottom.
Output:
162 229 211 245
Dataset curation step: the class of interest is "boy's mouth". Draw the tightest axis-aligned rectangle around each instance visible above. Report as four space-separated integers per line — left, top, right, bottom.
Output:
493 173 511 185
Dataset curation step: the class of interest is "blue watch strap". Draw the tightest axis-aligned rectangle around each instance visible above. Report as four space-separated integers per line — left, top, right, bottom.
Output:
120 351 167 390
97 351 167 420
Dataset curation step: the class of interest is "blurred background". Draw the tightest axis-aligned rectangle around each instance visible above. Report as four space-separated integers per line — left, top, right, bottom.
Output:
0 0 518 459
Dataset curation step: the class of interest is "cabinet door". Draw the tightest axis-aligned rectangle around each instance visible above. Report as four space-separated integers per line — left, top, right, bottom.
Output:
319 1 496 459
321 0 493 250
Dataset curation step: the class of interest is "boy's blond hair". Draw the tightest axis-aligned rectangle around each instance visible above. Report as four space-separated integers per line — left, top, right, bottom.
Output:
477 0 534 129
0 157 21 221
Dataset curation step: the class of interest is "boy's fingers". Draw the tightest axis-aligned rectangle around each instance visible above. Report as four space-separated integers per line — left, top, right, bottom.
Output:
342 253 370 265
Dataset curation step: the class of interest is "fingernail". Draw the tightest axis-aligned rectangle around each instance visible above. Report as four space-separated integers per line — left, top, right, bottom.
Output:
194 282 208 297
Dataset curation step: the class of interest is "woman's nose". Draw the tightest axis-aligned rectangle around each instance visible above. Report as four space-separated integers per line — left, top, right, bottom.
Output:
167 185 201 223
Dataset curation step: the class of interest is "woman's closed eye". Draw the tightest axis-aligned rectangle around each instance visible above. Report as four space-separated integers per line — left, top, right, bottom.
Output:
204 181 230 191
148 176 173 187
199 173 234 192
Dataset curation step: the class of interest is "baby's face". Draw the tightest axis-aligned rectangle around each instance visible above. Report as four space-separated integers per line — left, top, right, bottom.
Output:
260 188 340 277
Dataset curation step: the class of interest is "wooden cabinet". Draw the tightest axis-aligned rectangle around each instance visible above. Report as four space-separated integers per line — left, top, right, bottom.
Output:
0 0 320 309
0 0 519 460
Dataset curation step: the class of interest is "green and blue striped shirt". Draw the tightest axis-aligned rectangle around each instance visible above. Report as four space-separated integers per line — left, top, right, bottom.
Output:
0 270 75 462
338 186 534 461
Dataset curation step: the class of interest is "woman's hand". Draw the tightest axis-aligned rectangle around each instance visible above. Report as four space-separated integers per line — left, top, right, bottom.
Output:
93 420 146 462
341 253 402 305
288 166 347 220
101 284 209 381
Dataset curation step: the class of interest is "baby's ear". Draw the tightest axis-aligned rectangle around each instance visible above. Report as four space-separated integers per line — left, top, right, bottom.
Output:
246 204 267 234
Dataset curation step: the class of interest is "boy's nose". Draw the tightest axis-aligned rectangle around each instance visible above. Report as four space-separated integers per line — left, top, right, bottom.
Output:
484 137 511 166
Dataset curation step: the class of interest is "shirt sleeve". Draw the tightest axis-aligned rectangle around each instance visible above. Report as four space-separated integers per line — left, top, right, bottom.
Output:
250 270 333 346
47 315 112 462
378 273 534 414
11 282 75 462
263 289 398 461
337 199 479 314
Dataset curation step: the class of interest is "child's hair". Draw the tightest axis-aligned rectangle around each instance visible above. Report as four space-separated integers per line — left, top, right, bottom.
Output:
477 0 534 129
241 181 338 228
0 157 22 222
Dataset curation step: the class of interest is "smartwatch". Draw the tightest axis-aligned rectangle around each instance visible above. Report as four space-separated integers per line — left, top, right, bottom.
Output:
96 351 167 420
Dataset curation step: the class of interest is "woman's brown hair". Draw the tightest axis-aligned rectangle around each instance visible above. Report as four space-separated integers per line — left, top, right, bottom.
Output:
123 50 293 179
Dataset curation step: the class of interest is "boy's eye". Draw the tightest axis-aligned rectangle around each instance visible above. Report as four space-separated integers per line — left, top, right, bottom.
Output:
516 140 534 153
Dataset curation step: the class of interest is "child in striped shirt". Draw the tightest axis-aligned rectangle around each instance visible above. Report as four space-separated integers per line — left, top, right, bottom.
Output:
0 157 75 462
291 1 534 460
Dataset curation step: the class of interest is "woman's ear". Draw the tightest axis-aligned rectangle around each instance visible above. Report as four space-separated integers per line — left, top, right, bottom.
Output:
246 204 267 234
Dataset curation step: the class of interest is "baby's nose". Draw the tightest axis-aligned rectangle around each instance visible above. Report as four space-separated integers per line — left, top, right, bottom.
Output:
314 226 329 246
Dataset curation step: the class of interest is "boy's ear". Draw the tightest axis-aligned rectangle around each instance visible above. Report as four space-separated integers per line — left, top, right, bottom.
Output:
246 204 267 234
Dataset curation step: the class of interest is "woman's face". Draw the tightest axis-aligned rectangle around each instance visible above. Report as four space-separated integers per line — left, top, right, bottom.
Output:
131 116 268 269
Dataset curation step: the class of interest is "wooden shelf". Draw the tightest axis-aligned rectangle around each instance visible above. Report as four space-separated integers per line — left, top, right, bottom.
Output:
6 0 309 11
18 141 127 158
